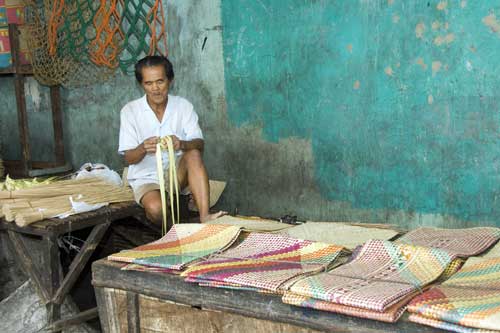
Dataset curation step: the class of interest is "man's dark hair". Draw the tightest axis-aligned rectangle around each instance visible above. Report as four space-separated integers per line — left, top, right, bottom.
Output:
134 56 174 83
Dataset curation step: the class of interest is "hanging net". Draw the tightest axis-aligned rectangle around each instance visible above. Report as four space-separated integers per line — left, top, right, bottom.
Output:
22 0 168 87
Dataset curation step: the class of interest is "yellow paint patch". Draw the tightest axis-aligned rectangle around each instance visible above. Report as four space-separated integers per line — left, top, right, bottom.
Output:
416 57 428 70
393 15 400 23
415 22 426 39
432 61 442 75
437 1 448 11
432 21 441 30
460 0 467 8
388 0 394 5
428 95 434 105
384 66 393 76
346 44 353 53
353 80 360 90
434 33 455 46
482 14 500 37
396 62 400 68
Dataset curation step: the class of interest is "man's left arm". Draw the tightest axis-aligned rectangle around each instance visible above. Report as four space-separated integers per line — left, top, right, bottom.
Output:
171 136 204 152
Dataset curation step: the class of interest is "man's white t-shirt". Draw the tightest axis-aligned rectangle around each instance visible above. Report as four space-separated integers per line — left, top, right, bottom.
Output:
118 94 203 191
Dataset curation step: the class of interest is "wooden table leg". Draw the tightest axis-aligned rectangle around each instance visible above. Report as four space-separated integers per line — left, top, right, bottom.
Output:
46 235 62 331
52 222 111 304
6 230 50 303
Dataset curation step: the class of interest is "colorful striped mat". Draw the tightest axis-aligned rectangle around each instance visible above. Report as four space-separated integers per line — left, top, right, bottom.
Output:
409 314 499 333
107 224 242 270
181 232 345 293
408 257 500 332
395 227 500 257
282 239 455 322
282 288 428 323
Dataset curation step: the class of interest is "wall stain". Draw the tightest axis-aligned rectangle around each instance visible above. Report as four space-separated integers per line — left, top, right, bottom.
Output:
432 61 442 75
482 13 500 37
434 33 455 46
384 66 394 76
416 57 428 70
415 22 426 38
437 1 448 11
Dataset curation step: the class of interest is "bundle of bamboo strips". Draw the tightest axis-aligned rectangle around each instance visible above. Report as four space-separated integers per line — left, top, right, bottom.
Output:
0 177 134 227
0 177 104 200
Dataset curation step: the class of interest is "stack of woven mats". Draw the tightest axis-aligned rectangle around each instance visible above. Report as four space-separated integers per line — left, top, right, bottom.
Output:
107 224 242 273
181 232 346 294
408 241 500 333
282 227 500 323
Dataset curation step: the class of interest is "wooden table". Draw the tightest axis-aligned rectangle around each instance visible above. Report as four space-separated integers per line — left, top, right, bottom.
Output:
0 201 147 332
92 259 446 333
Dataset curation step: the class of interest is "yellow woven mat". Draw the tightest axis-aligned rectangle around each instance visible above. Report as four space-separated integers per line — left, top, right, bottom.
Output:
282 222 399 249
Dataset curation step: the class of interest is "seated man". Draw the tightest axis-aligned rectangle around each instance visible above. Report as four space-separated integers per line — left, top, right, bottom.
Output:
118 55 225 224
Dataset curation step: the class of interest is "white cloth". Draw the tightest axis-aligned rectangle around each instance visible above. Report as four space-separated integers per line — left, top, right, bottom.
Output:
118 94 203 192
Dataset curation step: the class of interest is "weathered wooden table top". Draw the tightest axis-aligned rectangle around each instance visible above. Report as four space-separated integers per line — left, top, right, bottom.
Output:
0 201 144 236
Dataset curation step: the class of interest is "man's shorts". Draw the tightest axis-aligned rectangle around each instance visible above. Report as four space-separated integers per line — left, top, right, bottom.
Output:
132 155 184 206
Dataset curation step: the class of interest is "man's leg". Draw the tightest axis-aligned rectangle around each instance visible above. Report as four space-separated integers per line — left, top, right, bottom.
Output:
177 149 226 222
140 190 163 225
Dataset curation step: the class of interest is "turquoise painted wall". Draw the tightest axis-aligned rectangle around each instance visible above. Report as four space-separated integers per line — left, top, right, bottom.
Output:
221 0 500 223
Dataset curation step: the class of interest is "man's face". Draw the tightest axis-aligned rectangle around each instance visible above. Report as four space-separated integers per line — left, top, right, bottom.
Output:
141 65 170 106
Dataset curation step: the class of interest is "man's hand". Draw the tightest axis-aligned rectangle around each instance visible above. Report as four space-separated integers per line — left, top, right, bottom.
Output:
142 136 159 154
170 135 183 151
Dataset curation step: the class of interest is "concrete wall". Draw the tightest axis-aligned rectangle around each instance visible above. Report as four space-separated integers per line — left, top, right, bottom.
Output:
218 0 500 228
0 77 54 161
1 0 500 228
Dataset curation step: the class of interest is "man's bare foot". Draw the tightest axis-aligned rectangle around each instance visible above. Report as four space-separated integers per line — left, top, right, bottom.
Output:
200 211 227 223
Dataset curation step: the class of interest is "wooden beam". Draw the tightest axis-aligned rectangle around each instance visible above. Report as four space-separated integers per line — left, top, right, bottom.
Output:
50 86 65 165
126 292 140 333
1 220 50 236
13 73 30 174
45 308 98 332
46 235 62 329
8 24 31 176
7 230 49 303
8 24 20 71
3 160 60 169
53 223 111 304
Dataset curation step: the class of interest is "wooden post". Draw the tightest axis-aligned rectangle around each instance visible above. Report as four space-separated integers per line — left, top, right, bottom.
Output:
46 235 62 331
50 86 65 165
127 292 141 333
8 24 31 175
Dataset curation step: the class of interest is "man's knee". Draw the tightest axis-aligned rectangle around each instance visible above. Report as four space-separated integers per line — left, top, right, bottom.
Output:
142 195 163 222
183 149 203 162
